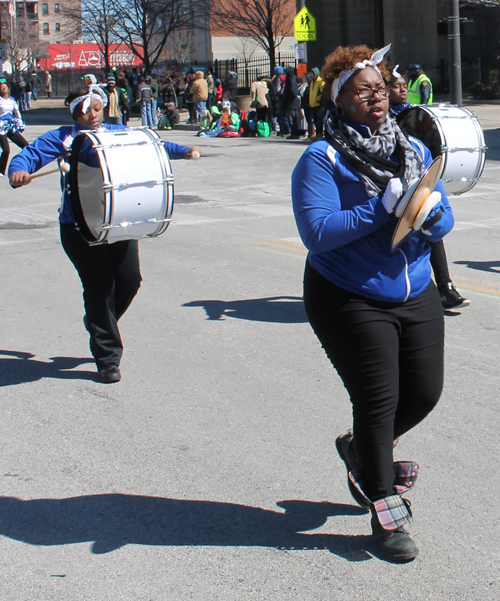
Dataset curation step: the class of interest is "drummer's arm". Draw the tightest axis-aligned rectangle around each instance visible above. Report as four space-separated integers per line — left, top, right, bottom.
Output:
163 141 201 160
8 128 68 187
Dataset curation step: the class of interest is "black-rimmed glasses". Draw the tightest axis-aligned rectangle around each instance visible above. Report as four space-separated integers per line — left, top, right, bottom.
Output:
344 86 390 101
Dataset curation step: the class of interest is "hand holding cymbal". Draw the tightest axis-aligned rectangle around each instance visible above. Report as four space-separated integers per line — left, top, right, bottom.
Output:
391 156 443 252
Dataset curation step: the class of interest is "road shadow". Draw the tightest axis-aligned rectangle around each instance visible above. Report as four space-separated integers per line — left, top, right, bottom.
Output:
0 350 95 386
183 296 307 323
454 260 500 274
0 494 372 561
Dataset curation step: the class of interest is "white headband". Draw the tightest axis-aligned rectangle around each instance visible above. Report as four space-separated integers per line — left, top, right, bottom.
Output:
69 84 108 115
392 64 403 79
331 43 391 104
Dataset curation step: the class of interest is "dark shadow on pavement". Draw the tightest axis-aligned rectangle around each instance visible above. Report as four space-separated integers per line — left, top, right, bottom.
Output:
454 260 500 274
0 350 95 386
183 296 307 323
0 494 372 561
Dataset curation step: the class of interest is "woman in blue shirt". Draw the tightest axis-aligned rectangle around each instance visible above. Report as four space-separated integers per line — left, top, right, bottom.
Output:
292 45 453 563
9 85 201 383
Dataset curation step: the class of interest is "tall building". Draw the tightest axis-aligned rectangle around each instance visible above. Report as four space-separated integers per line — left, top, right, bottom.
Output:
0 0 80 46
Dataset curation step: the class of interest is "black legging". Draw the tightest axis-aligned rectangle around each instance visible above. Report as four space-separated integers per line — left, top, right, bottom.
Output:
429 240 451 289
0 132 29 175
60 224 142 369
303 261 444 501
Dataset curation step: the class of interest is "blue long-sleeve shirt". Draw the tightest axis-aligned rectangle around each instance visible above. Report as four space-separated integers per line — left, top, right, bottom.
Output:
9 123 190 224
292 123 454 303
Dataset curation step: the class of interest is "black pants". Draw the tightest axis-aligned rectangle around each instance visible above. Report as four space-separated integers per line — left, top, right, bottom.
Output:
0 132 29 175
303 261 444 501
60 224 142 369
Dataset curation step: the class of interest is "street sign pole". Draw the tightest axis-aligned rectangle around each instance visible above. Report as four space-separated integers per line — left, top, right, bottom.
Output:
296 1 308 67
448 0 463 106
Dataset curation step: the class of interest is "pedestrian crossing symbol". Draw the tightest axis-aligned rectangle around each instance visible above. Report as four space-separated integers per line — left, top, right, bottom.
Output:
294 7 317 42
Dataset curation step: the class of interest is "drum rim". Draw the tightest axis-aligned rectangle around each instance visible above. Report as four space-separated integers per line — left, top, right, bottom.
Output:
68 132 101 244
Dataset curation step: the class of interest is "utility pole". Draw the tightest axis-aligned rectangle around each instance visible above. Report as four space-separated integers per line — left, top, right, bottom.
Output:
448 0 462 105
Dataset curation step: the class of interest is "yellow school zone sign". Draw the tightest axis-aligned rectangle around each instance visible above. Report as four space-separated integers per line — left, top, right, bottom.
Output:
294 7 317 42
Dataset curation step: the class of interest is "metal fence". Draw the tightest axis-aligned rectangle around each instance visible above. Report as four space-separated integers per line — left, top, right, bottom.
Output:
213 53 297 89
421 59 482 95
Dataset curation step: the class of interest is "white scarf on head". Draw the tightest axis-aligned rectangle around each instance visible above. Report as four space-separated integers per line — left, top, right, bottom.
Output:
392 64 403 79
331 43 391 104
69 84 108 115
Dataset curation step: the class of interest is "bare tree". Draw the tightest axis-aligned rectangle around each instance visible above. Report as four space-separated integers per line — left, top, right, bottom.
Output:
63 0 121 74
165 29 197 64
2 11 46 75
211 0 295 74
110 0 208 73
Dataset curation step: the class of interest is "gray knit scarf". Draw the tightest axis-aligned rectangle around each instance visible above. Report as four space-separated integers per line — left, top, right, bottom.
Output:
324 109 423 197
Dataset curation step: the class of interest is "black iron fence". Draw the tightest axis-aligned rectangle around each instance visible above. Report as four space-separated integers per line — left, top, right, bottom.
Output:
421 59 482 95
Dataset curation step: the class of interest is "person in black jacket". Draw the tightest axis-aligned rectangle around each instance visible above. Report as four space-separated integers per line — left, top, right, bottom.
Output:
222 71 238 102
281 67 300 139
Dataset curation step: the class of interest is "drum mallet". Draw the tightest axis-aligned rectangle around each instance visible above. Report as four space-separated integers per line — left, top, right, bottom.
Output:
29 160 70 181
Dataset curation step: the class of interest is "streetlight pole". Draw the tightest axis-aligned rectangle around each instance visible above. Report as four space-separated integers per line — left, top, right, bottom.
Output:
448 0 462 105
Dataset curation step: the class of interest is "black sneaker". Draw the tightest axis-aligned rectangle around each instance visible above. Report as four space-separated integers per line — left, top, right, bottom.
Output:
336 431 369 508
439 282 470 310
98 366 121 384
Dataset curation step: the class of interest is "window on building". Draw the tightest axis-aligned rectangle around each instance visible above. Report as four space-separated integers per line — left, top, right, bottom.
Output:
42 3 48 16
55 4 60 13
55 23 60 32
43 22 49 34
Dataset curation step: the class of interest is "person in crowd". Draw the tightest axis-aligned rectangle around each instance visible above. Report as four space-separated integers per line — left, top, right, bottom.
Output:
127 67 141 100
308 67 325 140
222 71 238 103
137 76 153 127
82 74 97 86
115 71 132 125
8 84 202 383
389 66 470 310
189 70 208 123
205 68 215 110
103 77 128 125
281 67 300 139
407 64 433 105
250 76 270 124
18 76 27 110
30 70 39 101
298 74 310 138
184 70 197 125
45 71 52 98
292 44 454 563
159 102 180 130
214 78 223 103
0 80 29 177
146 75 159 127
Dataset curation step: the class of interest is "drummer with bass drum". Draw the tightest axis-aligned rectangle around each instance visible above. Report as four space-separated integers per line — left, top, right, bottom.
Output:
388 66 469 311
9 84 202 383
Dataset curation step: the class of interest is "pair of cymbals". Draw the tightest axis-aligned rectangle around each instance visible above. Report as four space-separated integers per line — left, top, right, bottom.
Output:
391 156 443 252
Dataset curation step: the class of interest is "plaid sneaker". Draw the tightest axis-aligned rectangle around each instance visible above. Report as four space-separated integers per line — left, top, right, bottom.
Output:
371 496 418 563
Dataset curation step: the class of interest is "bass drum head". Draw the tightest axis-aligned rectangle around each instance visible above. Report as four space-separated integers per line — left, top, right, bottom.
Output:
398 106 444 162
68 133 105 243
398 105 486 195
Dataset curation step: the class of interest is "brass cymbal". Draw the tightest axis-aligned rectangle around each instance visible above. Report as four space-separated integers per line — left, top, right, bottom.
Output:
391 155 443 252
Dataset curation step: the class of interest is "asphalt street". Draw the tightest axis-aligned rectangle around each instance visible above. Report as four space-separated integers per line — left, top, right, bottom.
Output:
0 103 499 600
